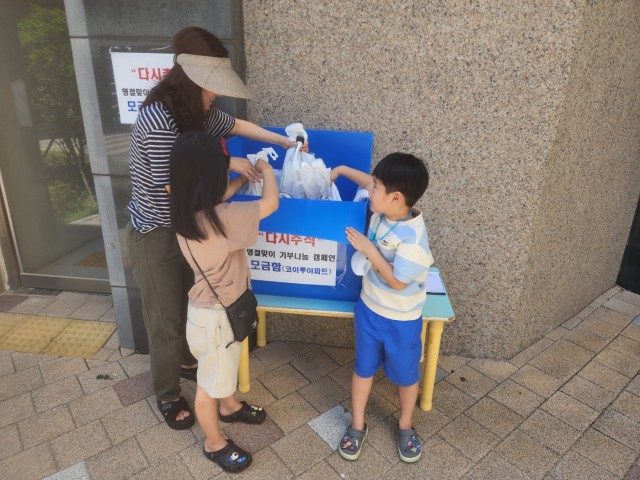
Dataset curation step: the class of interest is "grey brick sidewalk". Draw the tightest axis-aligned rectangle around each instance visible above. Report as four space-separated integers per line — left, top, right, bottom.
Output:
0 287 639 479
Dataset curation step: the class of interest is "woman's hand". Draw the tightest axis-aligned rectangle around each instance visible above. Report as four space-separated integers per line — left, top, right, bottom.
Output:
282 138 309 152
345 227 375 257
230 156 261 183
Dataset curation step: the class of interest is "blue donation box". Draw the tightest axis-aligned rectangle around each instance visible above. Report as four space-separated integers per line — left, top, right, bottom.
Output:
227 128 373 302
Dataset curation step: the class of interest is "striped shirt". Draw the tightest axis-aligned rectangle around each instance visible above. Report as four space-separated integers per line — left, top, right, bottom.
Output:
128 102 235 232
361 210 434 320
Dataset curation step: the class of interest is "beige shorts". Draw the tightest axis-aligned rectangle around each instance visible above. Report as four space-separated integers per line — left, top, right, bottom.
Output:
186 304 242 399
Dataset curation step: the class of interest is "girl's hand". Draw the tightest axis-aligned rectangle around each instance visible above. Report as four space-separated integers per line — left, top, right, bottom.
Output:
230 157 261 183
345 227 375 257
255 158 273 173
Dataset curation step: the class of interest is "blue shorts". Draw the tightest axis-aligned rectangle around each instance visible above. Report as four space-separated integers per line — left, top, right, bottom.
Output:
353 299 423 386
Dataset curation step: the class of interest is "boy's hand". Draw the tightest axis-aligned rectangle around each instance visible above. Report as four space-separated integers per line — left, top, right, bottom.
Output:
330 166 343 183
345 227 375 257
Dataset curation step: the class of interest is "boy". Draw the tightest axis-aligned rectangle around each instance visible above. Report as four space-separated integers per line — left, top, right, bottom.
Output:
331 153 433 463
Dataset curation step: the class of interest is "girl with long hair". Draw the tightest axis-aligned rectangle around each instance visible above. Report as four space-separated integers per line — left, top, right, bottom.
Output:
170 131 278 472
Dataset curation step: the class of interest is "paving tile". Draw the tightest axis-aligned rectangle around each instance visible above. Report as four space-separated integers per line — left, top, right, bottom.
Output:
615 290 640 307
431 381 476 418
577 306 597 320
11 351 58 371
38 299 86 317
549 451 617 480
603 297 640 318
69 301 113 321
273 425 334 476
391 434 473 480
580 360 630 394
624 464 640 480
341 391 397 428
0 392 35 428
362 415 403 465
580 313 627 341
328 362 354 391
117 353 151 378
0 443 57 480
224 416 284 454
610 335 640 360
258 391 318 434
626 375 640 396
77 361 127 395
236 378 278 408
541 391 599 431
85 437 149 480
132 455 194 480
594 345 640 377
299 375 350 413
321 346 354 365
494 429 559 480
0 294 26 312
528 340 594 382
519 409 581 454
51 420 112 469
69 385 123 427
112 370 154 406
510 364 564 398
232 446 295 479
438 414 500 461
563 326 610 352
592 306 634 329
610 391 640 423
462 451 528 480
259 363 310 399
489 379 544 417
560 375 616 411
465 396 523 438
437 354 471 373
326 445 394 480
44 462 91 480
0 423 22 461
18 405 75 449
572 428 637 477
297 459 340 480
545 325 568 341
98 308 116 322
562 315 583 329
444 365 497 400
307 405 351 450
509 337 554 368
136 422 195 464
101 399 160 444
0 353 14 376
0 367 42 401
56 292 90 301
467 358 518 382
290 348 339 382
253 341 299 370
592 409 640 450
371 376 401 408
40 356 88 384
622 324 640 345
8 296 55 314
248 354 269 380
287 341 319 355
32 376 84 412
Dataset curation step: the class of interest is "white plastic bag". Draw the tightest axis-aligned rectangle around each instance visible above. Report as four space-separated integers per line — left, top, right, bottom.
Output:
241 148 278 196
279 124 307 198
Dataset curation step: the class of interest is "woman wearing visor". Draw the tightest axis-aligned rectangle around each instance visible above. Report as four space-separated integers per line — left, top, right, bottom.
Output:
127 26 301 468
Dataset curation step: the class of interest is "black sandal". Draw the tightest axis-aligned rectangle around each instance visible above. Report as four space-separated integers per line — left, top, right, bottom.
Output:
157 397 195 430
219 401 266 424
203 440 252 473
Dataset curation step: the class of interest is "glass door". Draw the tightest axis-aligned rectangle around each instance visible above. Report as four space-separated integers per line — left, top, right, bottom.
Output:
0 0 108 293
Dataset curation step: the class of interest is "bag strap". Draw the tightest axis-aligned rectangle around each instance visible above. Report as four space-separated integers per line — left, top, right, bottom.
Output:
184 239 225 307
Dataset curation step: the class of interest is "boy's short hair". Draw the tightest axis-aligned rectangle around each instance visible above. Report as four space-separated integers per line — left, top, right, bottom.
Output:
372 152 429 207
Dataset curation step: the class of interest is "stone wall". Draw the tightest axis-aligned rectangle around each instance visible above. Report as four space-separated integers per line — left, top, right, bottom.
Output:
243 1 640 357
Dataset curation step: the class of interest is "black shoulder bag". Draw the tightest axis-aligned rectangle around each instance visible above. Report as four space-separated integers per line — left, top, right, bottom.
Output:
185 240 258 348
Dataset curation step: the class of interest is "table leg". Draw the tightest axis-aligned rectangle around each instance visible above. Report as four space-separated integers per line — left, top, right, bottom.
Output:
257 310 267 347
419 320 444 412
238 337 250 393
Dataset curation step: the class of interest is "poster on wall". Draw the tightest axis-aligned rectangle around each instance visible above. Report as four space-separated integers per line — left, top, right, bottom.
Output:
110 51 174 124
247 232 338 286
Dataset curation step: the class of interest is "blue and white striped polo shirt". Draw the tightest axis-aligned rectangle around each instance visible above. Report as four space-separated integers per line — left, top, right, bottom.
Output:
361 211 434 320
128 102 235 233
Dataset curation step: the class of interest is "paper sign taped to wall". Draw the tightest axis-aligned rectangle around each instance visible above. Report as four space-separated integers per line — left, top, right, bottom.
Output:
247 232 338 286
110 51 174 124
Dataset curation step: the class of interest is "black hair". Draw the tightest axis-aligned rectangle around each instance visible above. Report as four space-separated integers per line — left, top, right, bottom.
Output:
372 152 429 207
169 131 230 240
143 26 229 132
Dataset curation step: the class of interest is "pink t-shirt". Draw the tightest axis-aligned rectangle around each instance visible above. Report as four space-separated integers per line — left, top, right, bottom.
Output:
177 201 260 308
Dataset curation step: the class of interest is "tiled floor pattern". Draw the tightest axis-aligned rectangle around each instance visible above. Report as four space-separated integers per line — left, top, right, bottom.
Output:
0 287 639 479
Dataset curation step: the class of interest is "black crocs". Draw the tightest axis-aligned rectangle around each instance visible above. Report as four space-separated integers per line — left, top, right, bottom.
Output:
219 401 266 424
203 440 252 473
156 397 195 430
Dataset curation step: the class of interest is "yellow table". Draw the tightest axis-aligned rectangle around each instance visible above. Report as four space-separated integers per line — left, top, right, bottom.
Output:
238 267 454 412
